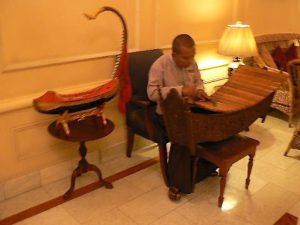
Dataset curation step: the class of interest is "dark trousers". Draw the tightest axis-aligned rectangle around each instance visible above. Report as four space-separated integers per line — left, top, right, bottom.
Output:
168 143 217 194
154 112 217 193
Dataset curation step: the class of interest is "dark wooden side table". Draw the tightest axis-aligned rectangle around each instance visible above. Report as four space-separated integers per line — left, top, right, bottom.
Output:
48 116 114 199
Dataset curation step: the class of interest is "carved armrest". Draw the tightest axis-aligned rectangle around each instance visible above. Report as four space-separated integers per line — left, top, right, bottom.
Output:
263 66 288 75
287 59 300 96
129 96 156 108
263 66 295 101
134 99 152 108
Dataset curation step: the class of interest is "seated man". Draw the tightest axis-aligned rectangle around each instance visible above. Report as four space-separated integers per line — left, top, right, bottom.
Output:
147 34 217 194
147 33 209 117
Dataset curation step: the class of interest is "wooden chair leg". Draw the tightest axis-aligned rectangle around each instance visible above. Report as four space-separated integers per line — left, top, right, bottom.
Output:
288 114 293 128
126 126 134 157
261 114 267 123
246 153 255 189
158 144 169 187
218 168 229 208
284 141 293 156
284 147 291 156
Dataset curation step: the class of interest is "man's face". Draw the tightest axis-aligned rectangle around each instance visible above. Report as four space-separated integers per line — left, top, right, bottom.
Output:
172 46 196 68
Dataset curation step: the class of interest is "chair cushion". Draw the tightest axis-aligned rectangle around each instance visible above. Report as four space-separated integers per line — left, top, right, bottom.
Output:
272 43 298 71
126 100 168 144
272 46 287 70
286 43 298 61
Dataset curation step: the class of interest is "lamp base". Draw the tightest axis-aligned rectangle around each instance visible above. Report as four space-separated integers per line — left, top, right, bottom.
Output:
228 57 243 76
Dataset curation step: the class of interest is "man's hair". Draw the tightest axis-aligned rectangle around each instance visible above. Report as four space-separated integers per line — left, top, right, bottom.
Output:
172 34 195 53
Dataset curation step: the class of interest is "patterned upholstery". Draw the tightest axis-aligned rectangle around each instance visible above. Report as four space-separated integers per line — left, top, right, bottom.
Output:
245 33 300 127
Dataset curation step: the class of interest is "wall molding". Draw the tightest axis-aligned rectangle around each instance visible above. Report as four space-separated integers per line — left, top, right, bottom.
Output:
1 1 142 74
2 49 141 73
2 51 119 73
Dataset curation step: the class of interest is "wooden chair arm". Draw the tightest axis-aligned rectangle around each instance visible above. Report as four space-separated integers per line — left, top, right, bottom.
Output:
134 99 152 108
288 58 300 66
287 60 300 98
128 97 157 140
263 66 295 110
263 66 289 75
129 96 156 108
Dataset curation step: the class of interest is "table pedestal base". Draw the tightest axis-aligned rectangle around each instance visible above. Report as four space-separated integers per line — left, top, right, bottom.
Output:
64 141 113 199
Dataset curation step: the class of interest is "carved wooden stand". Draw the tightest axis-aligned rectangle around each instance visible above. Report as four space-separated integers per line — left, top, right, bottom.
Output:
48 116 114 199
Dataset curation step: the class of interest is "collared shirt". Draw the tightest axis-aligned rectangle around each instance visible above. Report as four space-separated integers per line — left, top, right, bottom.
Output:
147 54 204 114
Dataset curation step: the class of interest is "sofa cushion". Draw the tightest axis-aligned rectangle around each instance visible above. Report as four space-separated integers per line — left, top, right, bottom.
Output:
286 43 298 61
272 43 298 71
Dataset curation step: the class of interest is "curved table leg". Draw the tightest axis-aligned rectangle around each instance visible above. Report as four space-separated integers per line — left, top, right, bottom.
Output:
64 168 81 199
88 164 113 189
64 141 113 199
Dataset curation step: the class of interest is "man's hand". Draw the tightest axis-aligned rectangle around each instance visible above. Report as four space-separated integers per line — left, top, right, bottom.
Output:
182 86 210 101
196 89 210 101
182 85 197 99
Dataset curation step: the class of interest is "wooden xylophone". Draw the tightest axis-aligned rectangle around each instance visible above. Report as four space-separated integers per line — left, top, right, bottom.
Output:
161 65 288 154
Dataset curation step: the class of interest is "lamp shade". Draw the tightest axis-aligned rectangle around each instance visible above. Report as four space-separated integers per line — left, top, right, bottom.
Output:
218 21 258 57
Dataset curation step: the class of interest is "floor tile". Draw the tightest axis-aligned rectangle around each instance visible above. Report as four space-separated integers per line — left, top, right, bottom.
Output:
82 208 138 225
288 200 300 219
150 211 196 225
213 214 255 225
124 164 164 192
230 183 300 225
119 186 188 225
20 206 80 225
62 178 144 223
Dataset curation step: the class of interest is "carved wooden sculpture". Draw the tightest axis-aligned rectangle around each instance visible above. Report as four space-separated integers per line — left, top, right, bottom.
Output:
33 6 129 135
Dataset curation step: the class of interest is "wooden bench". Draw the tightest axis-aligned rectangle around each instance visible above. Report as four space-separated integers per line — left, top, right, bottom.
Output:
195 135 259 207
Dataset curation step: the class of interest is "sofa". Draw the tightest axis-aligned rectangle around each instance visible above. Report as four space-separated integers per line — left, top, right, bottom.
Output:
245 33 300 127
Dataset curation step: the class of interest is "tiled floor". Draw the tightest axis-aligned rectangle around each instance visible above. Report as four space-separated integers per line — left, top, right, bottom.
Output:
1 111 300 225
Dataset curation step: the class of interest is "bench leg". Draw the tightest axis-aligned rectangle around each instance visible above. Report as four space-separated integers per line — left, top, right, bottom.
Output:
246 153 255 189
218 168 229 208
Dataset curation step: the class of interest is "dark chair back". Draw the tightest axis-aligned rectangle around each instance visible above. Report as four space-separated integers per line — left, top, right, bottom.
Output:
125 49 169 186
128 49 163 101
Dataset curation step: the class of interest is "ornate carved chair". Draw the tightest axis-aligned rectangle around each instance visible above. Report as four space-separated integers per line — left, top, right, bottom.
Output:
125 49 169 186
245 33 300 127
